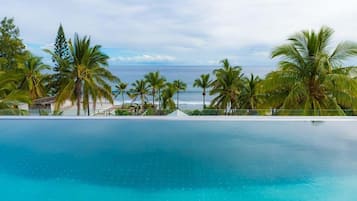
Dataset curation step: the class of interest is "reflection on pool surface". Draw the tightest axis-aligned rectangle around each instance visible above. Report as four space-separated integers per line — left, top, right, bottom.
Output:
0 119 357 200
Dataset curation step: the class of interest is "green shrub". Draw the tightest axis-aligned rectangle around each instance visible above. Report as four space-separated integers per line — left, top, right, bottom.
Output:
144 108 156 115
190 109 201 116
115 109 132 116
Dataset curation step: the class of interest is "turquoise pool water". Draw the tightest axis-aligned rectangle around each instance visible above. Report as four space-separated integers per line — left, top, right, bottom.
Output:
0 119 357 200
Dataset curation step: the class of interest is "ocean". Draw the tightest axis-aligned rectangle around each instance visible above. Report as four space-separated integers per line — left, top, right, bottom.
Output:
108 65 273 110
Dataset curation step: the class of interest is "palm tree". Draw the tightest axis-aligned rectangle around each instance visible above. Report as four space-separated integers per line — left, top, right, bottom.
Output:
144 71 166 109
161 82 177 110
210 59 244 114
114 81 128 108
261 26 357 115
157 77 167 112
46 34 118 116
0 71 29 115
0 54 48 114
173 80 187 109
239 73 261 112
193 73 212 109
17 54 50 100
82 66 117 116
128 79 149 111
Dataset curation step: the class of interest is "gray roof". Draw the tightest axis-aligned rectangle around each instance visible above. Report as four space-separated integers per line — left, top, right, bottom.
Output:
33 97 56 105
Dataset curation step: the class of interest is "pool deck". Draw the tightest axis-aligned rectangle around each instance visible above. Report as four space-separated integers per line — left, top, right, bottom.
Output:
1 116 357 121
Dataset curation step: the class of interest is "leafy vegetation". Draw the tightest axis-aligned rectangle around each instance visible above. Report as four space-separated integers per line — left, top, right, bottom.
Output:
260 26 357 115
46 34 118 115
144 71 166 110
128 79 150 111
113 81 128 108
49 24 72 95
161 82 177 111
0 17 27 71
210 59 244 114
239 74 261 112
173 80 187 109
1 16 357 116
18 54 50 101
0 71 29 114
193 74 212 109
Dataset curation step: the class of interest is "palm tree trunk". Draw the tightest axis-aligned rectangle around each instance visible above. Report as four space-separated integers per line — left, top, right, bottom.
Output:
203 95 206 109
152 89 155 109
203 88 206 109
121 93 125 109
76 96 81 116
85 94 91 116
93 101 97 115
141 94 144 112
158 89 161 112
176 91 179 109
75 80 82 116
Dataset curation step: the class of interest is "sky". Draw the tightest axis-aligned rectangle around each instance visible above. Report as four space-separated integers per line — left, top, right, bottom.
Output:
1 0 357 68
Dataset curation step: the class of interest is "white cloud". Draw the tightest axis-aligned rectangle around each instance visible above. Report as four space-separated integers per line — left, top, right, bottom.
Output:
110 54 176 63
1 0 357 66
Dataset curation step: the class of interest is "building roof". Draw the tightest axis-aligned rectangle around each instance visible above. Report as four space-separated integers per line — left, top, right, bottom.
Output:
33 97 56 105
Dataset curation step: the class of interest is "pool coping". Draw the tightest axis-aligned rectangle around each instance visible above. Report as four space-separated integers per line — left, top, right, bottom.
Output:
1 116 357 121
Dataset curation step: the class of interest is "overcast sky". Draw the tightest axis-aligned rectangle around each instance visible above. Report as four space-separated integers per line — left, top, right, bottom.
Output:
1 0 357 67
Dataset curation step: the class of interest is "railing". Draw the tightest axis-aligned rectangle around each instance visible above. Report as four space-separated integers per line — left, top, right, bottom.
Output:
0 108 355 116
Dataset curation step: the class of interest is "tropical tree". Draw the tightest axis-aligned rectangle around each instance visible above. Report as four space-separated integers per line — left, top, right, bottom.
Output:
260 26 357 115
128 79 149 111
144 71 166 109
17 54 50 100
0 71 29 114
239 73 261 112
52 24 71 71
161 82 177 110
113 81 128 108
0 17 27 71
82 67 117 116
46 34 118 116
173 80 187 109
193 73 212 109
49 24 71 95
157 77 167 111
210 59 244 113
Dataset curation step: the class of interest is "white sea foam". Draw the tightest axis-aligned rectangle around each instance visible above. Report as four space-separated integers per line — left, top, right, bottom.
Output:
113 100 204 108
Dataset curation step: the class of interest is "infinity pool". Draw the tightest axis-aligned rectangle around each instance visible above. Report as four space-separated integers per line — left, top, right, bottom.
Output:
0 118 357 201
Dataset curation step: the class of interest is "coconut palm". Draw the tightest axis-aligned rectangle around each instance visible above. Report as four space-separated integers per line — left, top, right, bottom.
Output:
173 80 187 109
17 54 50 100
0 54 48 114
0 71 29 114
128 79 149 111
161 82 177 110
261 26 357 115
193 73 212 109
113 81 128 108
157 77 167 111
144 71 166 109
239 73 261 111
210 59 244 113
82 66 117 116
46 34 118 116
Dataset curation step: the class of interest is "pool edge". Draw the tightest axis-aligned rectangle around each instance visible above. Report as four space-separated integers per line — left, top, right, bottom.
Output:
0 116 356 121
